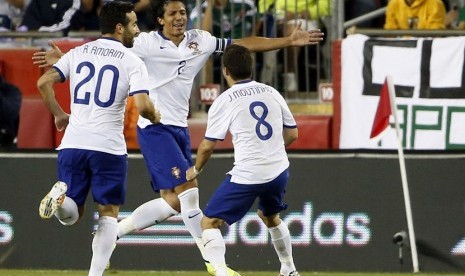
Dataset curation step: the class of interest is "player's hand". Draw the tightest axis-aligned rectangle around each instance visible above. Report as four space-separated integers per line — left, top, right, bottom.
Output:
289 21 324 46
55 113 70 132
32 40 63 68
150 110 161 124
186 166 201 181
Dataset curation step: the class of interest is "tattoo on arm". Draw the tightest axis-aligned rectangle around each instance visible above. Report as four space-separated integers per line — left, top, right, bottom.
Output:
44 68 62 82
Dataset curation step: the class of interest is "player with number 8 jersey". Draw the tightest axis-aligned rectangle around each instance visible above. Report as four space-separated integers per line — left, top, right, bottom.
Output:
205 79 296 184
186 44 300 276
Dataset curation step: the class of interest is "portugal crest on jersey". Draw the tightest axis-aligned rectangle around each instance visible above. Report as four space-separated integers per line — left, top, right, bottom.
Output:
187 41 201 55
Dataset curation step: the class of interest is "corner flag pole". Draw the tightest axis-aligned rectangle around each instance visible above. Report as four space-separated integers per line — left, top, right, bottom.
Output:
386 75 420 273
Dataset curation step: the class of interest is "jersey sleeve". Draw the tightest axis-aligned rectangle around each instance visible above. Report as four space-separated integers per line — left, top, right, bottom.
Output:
131 32 152 58
128 59 150 96
213 36 231 56
196 29 231 56
205 95 229 140
274 90 297 128
53 50 73 82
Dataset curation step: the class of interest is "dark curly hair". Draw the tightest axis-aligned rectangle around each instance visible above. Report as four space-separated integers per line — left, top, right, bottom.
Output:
150 0 189 31
99 1 135 34
223 44 252 80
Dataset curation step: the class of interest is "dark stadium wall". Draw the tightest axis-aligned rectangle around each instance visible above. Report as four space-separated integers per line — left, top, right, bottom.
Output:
1 152 465 273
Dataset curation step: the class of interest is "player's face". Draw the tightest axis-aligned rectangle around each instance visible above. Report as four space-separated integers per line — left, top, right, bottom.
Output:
158 1 187 40
122 11 140 48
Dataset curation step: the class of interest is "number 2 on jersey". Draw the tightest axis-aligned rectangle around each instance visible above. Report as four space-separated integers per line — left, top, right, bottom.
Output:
74 62 119 107
249 101 273 140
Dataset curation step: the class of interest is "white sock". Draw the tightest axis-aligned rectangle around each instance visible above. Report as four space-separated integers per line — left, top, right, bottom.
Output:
55 196 79 225
269 221 296 275
178 188 207 260
203 228 228 276
117 198 178 238
88 216 118 276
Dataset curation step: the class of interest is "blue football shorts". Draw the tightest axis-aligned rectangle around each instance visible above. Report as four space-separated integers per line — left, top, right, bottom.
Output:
204 168 289 225
137 124 193 192
57 148 128 206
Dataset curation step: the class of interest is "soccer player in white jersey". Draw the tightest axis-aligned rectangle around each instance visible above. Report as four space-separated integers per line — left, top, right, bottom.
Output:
117 1 321 274
36 2 159 276
186 44 299 276
33 0 322 273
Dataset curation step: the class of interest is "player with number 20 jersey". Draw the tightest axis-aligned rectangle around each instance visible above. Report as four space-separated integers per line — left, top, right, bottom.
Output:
54 37 151 155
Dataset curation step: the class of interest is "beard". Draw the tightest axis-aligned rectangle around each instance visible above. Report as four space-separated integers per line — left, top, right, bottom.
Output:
122 32 134 48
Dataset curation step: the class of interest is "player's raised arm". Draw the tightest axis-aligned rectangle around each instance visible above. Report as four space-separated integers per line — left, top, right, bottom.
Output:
232 21 324 53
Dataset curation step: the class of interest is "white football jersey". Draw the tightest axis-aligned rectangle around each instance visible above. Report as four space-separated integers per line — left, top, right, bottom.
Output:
205 80 297 184
131 29 230 127
53 37 151 155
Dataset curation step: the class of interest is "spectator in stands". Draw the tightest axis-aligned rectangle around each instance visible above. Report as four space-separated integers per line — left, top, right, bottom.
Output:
17 0 80 32
69 0 101 31
0 0 30 30
190 0 256 84
454 4 465 29
190 0 256 38
0 76 21 150
444 2 460 28
253 0 278 86
274 0 330 92
69 0 156 31
384 0 446 30
345 0 381 28
134 0 156 30
115 0 155 30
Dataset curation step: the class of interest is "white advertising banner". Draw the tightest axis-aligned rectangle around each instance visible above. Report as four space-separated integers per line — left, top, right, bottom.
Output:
340 34 465 149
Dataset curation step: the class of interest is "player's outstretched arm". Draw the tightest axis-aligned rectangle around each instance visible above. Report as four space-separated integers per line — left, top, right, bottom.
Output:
32 40 63 68
186 139 217 181
233 21 324 53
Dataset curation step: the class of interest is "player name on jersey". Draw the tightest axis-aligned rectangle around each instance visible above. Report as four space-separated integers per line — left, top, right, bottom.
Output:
82 45 125 59
228 85 273 102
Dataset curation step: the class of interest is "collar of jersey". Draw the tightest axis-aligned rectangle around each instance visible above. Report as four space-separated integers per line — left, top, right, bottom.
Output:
98 37 121 44
158 30 172 41
235 79 253 85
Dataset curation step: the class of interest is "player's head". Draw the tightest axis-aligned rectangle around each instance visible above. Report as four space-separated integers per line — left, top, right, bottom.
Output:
151 0 188 35
99 1 140 47
222 44 253 81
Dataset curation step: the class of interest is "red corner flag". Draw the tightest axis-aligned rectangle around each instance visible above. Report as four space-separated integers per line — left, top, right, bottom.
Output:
370 78 392 139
